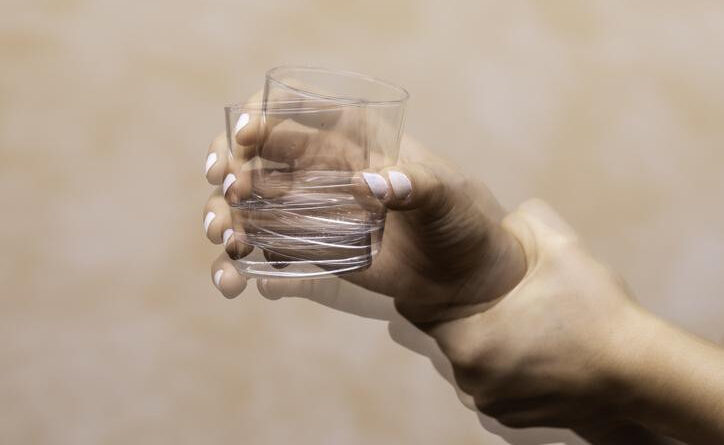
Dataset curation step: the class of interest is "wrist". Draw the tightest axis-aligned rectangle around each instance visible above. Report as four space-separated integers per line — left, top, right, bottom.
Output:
424 221 528 323
601 306 664 417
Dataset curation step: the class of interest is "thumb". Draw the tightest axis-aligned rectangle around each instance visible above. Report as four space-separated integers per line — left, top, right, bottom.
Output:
358 161 528 306
359 163 452 213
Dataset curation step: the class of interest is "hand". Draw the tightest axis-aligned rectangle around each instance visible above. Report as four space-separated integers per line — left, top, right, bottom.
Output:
202 105 724 442
203 102 527 323
201 101 634 432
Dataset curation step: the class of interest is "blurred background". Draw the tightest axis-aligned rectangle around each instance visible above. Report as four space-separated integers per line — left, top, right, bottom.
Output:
3 1 724 444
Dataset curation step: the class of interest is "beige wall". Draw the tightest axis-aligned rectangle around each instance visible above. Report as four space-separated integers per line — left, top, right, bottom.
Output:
2 1 724 444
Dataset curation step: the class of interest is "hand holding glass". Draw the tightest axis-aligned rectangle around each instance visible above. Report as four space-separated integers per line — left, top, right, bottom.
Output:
224 67 408 278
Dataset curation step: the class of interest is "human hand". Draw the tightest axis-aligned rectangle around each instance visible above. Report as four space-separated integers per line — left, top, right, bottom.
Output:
202 101 721 442
203 98 527 322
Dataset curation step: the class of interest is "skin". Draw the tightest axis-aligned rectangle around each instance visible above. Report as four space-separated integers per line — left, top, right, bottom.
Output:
202 106 724 444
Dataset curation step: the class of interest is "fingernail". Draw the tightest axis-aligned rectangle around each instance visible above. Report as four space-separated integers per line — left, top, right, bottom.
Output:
362 172 388 200
222 228 234 246
203 211 216 234
235 113 250 134
213 269 224 288
222 173 237 196
205 152 218 176
388 170 412 200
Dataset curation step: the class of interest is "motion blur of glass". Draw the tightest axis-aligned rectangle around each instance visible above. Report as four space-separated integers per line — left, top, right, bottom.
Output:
224 67 408 278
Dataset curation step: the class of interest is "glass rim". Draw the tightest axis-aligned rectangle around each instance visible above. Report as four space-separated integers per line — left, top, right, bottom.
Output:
265 65 410 106
225 100 377 114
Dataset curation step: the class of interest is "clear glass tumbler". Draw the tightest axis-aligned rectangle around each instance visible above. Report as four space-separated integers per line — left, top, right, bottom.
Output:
225 67 408 278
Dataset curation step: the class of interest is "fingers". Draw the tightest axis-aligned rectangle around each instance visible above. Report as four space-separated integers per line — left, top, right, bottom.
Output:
256 277 337 300
203 188 232 244
232 108 369 177
210 251 248 299
205 132 230 185
225 211 254 260
236 110 363 170
221 156 255 204
232 97 322 161
356 162 451 214
229 90 264 158
234 112 303 160
233 111 264 159
256 119 313 163
203 187 254 259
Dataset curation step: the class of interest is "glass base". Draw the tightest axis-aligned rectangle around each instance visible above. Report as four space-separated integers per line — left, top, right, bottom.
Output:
232 248 372 279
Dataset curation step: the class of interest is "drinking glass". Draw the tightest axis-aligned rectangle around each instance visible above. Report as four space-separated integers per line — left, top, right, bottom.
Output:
225 67 408 278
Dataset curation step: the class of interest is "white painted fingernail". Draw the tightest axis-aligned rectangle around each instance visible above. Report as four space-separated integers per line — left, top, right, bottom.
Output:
235 113 250 134
222 228 234 246
213 269 224 288
205 152 218 176
362 172 388 200
203 212 216 234
388 171 412 200
222 174 237 196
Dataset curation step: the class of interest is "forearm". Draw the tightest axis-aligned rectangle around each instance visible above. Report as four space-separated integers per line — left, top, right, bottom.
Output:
617 310 724 443
575 422 683 445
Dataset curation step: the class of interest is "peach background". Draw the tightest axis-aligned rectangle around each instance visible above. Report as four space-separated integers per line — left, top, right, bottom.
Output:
2 1 724 444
